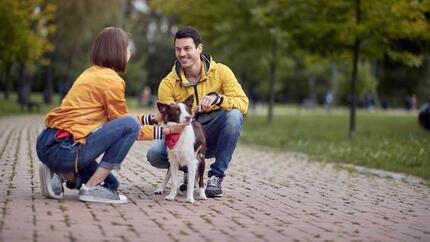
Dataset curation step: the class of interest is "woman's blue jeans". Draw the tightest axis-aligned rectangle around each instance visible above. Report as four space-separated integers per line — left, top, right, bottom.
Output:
36 115 141 191
146 109 244 178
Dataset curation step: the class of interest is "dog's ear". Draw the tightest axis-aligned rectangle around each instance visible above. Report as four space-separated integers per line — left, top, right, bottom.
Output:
184 95 194 108
156 102 169 114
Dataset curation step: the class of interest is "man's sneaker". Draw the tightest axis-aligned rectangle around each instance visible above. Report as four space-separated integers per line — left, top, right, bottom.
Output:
179 172 188 192
79 184 127 204
205 176 223 197
39 163 64 199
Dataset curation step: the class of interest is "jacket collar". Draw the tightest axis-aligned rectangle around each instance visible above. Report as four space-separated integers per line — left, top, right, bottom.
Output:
175 53 211 87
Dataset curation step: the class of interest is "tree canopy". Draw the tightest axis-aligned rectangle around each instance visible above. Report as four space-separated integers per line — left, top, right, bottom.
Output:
1 0 429 119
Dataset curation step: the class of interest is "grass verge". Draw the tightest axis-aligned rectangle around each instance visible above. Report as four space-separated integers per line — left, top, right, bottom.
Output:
241 106 430 182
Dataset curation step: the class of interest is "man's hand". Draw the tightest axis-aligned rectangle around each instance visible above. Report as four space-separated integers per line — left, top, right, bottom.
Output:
198 94 218 112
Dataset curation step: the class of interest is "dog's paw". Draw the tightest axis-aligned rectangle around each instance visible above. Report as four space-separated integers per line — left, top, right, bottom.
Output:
164 194 176 201
198 188 207 200
154 188 164 194
198 193 207 200
186 197 195 203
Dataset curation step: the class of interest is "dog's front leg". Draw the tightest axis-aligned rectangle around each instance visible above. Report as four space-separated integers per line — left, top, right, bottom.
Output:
165 162 179 201
155 168 171 194
197 158 207 200
186 161 197 203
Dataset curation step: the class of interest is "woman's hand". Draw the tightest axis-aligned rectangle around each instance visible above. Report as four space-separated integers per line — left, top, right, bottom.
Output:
152 112 163 124
164 123 188 135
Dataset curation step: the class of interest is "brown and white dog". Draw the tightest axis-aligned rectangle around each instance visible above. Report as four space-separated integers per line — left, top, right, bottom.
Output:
154 95 207 203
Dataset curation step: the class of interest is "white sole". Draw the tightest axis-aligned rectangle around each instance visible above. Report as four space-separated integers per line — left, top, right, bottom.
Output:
39 163 63 199
79 194 128 204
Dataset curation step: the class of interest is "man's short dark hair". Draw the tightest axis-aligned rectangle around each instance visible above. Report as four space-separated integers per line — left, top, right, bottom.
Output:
175 27 202 47
90 27 129 73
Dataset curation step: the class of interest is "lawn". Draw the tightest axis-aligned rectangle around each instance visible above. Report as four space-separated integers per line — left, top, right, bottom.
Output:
241 105 430 182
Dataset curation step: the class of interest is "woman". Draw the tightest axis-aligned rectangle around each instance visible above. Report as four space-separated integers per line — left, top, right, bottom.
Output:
36 27 186 204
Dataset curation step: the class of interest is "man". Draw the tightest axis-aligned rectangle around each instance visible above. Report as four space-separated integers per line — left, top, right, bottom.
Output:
147 27 249 197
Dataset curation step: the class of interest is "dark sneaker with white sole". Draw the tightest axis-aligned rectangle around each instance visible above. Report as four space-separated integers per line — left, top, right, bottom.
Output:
39 163 64 199
205 176 223 197
79 184 127 204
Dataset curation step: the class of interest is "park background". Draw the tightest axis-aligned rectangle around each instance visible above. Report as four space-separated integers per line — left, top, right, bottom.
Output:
1 0 429 182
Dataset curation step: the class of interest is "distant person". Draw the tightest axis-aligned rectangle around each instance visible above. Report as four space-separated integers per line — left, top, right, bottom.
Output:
324 91 334 112
380 97 389 110
36 27 186 204
411 94 417 110
146 27 249 198
418 100 430 130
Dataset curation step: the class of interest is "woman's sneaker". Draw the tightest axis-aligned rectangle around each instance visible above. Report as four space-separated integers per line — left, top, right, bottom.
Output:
39 163 64 199
79 184 127 204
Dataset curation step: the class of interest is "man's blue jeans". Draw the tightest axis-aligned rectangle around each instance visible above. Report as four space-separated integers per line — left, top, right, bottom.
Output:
146 109 244 178
36 115 141 191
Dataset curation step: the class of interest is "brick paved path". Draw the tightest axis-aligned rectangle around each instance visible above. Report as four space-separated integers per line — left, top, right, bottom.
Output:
0 115 429 242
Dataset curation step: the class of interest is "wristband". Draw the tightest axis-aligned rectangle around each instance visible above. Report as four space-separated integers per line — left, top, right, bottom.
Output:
216 94 224 106
211 94 220 105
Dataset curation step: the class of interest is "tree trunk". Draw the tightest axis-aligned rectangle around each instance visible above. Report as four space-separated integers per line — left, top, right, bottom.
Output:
2 62 12 100
42 64 53 104
267 31 278 125
16 62 34 113
349 0 361 139
350 40 360 139
17 63 29 105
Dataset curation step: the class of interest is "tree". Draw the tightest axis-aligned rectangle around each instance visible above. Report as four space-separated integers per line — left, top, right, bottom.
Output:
260 0 430 138
0 0 55 100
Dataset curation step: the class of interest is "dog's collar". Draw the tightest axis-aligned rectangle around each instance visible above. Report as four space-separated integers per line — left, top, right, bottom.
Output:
165 133 181 149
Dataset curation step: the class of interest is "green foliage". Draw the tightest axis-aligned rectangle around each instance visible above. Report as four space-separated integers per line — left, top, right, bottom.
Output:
336 61 378 99
270 0 430 66
122 58 147 96
2 0 430 112
241 108 430 181
0 0 55 65
47 0 121 86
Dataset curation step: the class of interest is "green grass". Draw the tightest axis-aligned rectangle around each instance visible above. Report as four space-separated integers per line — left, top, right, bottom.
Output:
241 106 430 181
0 93 58 116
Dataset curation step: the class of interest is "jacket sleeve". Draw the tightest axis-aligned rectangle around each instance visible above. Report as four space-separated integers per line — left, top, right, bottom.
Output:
137 124 163 140
135 113 163 140
218 65 249 114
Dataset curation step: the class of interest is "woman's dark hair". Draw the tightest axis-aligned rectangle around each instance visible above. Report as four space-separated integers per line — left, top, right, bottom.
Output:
174 27 202 47
90 27 129 73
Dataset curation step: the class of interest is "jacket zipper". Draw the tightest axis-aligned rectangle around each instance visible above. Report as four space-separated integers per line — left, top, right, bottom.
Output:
193 85 201 118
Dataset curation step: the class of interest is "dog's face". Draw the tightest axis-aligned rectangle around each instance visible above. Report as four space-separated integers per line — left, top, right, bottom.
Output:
157 95 194 124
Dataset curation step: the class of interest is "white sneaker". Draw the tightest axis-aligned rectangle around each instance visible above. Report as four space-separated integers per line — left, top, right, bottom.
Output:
39 163 64 199
79 184 127 204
